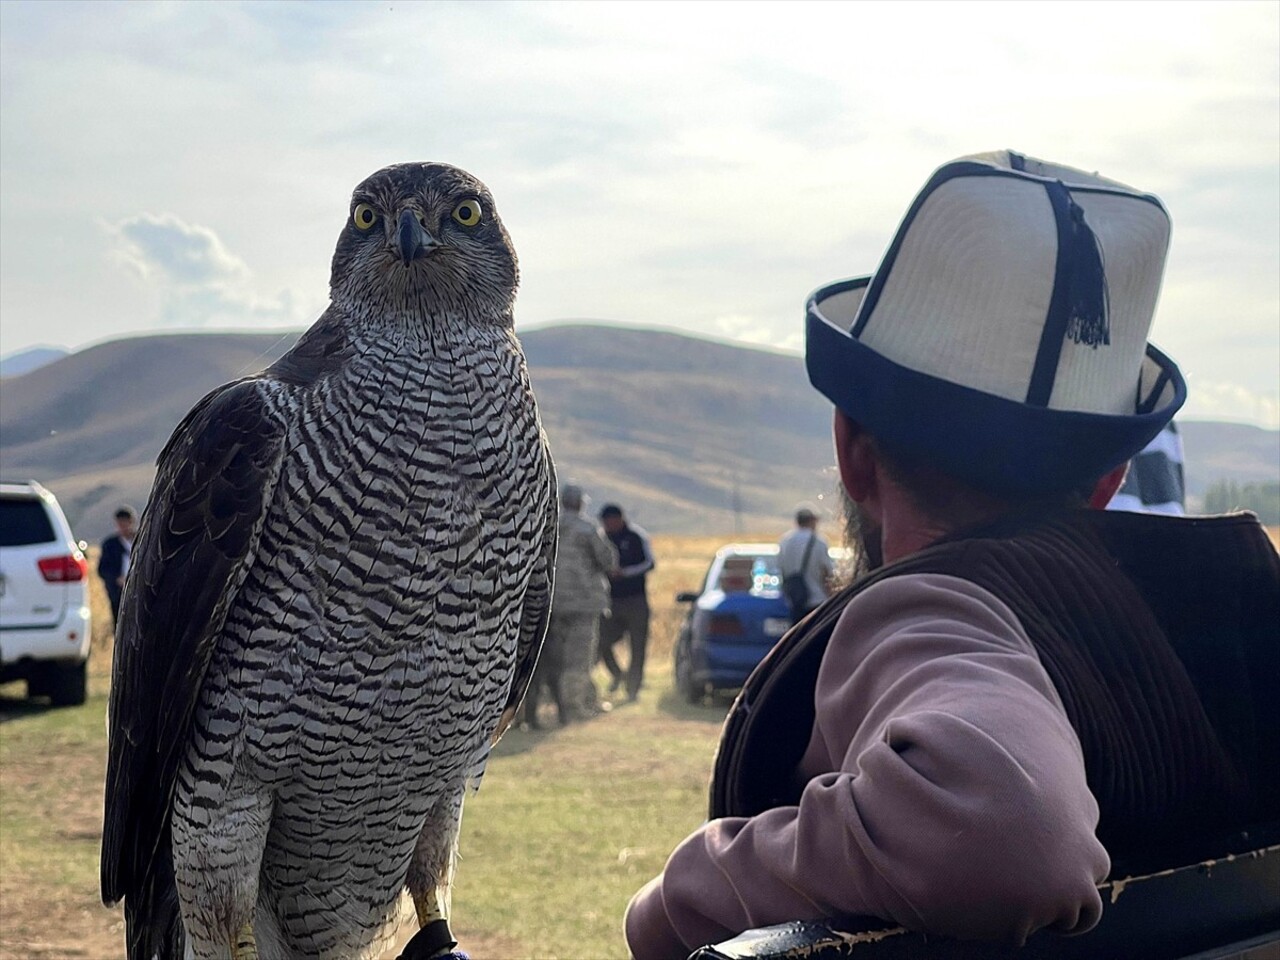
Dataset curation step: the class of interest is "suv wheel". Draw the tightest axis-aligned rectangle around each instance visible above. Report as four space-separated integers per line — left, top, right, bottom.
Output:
46 660 87 707
674 636 702 704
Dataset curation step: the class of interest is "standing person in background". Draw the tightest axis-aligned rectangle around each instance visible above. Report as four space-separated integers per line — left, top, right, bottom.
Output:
97 505 136 626
778 505 832 625
598 504 655 703
1107 420 1186 515
527 483 618 725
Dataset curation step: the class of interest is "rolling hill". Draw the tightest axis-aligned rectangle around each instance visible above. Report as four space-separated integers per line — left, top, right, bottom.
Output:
0 324 1275 541
0 325 836 539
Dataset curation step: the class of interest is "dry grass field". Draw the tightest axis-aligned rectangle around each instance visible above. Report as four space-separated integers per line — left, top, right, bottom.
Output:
0 534 764 960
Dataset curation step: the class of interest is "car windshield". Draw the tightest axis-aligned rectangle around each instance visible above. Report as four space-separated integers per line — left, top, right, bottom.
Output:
716 554 781 594
0 498 56 547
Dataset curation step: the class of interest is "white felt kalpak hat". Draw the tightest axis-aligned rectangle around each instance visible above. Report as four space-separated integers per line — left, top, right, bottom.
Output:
807 149 1186 496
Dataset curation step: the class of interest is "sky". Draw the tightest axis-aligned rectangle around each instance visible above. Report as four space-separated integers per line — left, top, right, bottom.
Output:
1 0 1277 428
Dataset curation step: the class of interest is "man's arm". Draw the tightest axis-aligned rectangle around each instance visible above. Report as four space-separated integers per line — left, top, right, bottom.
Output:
593 528 620 575
625 574 1108 957
618 526 656 579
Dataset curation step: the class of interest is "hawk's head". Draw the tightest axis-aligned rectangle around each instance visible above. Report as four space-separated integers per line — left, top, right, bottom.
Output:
330 162 518 325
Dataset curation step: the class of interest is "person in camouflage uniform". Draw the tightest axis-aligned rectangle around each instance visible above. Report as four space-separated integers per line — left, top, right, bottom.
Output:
523 483 618 726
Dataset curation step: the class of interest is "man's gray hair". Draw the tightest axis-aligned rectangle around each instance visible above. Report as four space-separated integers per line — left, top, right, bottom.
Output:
560 483 584 512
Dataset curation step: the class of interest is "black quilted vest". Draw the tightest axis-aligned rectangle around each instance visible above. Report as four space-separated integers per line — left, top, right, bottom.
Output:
709 510 1280 871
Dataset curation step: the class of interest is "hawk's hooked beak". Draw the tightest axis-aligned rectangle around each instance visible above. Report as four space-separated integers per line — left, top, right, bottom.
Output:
396 210 439 266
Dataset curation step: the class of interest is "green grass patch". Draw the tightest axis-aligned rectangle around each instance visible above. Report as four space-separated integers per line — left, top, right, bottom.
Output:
450 676 726 957
0 684 118 958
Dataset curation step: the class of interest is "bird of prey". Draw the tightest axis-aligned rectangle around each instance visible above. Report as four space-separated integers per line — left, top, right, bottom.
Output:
101 162 557 960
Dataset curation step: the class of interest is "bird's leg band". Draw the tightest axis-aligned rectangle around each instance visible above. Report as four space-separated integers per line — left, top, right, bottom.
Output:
231 922 258 960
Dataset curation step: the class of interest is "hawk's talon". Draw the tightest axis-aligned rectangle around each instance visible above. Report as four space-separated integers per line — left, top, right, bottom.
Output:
231 921 258 960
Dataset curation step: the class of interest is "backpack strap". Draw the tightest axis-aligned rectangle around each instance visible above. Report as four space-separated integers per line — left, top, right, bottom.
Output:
797 532 817 577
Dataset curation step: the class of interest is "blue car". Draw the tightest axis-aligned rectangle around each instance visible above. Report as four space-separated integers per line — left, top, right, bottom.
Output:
672 543 836 703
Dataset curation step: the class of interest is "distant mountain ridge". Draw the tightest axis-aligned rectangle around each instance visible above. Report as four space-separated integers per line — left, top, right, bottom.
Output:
0 345 69 378
0 324 1275 540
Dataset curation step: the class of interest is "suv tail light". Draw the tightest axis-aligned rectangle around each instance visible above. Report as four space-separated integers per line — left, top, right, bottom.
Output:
708 614 744 637
38 553 88 582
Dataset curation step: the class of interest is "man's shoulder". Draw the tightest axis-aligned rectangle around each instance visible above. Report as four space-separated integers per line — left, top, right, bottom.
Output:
835 572 1022 637
921 508 1269 569
872 509 1279 636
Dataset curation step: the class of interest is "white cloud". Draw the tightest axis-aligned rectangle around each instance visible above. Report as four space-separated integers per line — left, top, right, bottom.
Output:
1182 379 1280 430
110 213 249 286
711 313 803 352
105 213 306 329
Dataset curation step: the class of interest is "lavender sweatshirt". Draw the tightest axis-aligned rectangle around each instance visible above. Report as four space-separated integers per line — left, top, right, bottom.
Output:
624 573 1110 958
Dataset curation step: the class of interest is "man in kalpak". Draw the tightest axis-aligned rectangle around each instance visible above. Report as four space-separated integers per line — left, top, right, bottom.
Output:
625 151 1280 956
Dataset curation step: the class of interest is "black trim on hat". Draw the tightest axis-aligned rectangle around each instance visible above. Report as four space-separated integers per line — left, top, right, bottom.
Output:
851 162 1004 338
1137 365 1176 415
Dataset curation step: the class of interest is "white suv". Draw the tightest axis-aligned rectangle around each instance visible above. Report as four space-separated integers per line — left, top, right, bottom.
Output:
0 481 92 705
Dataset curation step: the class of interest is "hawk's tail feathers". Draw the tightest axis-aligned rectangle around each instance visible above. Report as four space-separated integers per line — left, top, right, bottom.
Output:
123 846 185 960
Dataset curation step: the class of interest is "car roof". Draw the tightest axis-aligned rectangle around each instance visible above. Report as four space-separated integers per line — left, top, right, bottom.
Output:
0 480 51 499
715 543 780 557
712 542 854 561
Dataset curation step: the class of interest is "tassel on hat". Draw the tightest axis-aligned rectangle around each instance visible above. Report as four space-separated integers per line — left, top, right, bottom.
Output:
1063 195 1111 348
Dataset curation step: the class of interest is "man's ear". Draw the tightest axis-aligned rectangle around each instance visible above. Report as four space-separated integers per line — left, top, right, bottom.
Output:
834 411 876 504
1088 461 1129 510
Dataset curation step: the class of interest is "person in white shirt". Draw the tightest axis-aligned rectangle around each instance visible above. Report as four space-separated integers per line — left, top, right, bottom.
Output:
777 506 833 624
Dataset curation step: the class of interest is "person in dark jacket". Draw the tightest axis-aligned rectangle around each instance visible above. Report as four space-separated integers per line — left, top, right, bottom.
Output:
625 151 1280 957
97 505 137 626
597 504 655 702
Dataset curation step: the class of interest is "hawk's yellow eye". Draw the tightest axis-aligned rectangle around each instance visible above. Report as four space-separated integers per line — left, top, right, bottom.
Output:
452 199 482 227
353 203 378 231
